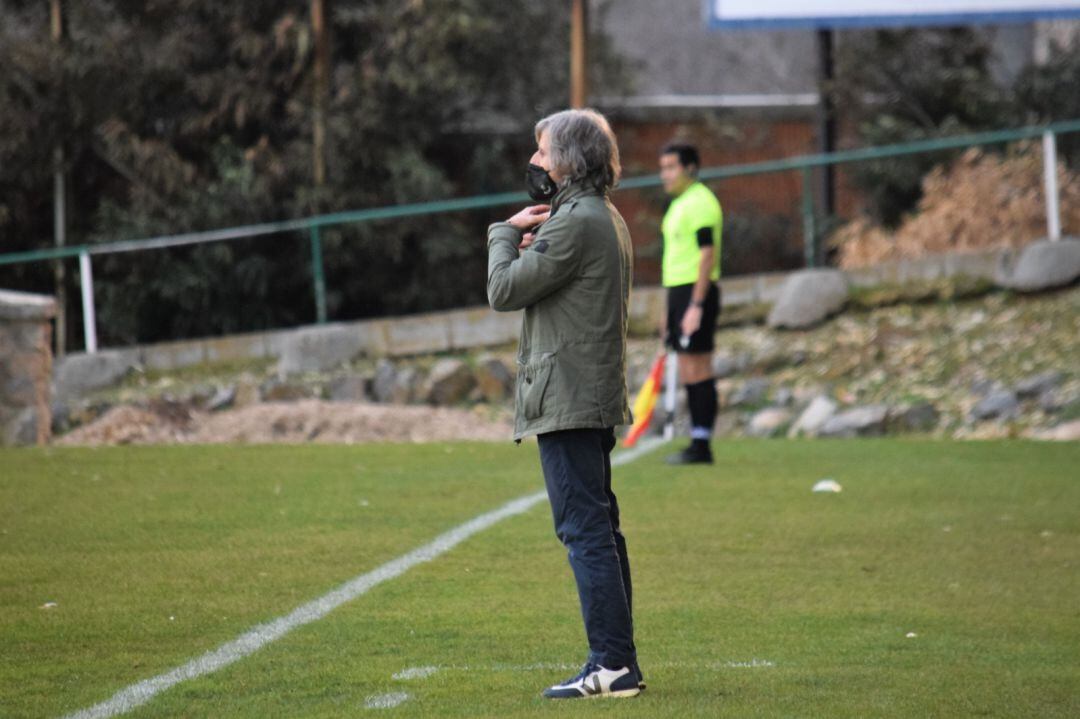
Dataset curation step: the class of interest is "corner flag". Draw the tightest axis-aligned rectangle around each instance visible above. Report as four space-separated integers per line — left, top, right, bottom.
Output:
624 353 666 447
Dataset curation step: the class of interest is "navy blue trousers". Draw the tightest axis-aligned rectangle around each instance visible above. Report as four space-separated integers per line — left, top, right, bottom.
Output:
537 427 636 669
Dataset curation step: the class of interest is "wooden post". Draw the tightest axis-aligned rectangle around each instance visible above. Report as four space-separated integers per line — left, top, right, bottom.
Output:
311 0 330 187
570 0 589 108
50 0 67 357
816 28 836 266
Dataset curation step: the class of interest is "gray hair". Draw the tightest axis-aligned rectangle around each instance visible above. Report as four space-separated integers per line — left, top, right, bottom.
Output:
534 108 621 193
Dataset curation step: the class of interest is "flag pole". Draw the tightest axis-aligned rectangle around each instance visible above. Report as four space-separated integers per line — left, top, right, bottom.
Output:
663 350 677 441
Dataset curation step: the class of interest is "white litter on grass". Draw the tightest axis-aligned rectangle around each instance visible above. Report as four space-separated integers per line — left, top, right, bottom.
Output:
906 632 918 638
364 692 410 709
60 436 666 719
392 666 438 680
40 601 58 609
812 478 843 493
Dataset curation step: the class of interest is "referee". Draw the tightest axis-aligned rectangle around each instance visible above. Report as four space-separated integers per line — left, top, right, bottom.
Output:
659 142 722 465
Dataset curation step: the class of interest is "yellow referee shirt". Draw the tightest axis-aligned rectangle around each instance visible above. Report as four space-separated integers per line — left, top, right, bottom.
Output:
661 181 722 287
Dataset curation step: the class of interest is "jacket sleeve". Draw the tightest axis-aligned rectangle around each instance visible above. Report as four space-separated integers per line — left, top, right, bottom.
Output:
486 210 582 312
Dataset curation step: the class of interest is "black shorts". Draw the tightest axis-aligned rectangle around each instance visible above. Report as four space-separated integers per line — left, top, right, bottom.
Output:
666 283 720 353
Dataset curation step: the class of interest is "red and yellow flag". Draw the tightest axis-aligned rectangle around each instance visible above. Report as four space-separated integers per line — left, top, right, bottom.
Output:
623 353 665 447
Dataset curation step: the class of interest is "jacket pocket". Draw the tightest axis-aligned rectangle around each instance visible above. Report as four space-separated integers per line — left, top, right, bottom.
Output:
519 353 556 421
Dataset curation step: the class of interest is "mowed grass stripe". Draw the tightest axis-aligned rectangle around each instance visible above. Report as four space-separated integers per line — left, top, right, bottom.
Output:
4 440 1080 717
1 443 546 718
120 440 1078 718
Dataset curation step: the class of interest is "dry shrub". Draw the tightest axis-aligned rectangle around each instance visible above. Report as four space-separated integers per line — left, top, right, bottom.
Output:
833 143 1080 269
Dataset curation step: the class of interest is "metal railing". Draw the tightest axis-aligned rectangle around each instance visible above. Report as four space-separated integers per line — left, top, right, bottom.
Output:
2 118 1078 353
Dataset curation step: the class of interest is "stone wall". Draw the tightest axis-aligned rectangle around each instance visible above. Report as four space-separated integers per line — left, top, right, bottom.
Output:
0 290 57 446
54 247 1013 384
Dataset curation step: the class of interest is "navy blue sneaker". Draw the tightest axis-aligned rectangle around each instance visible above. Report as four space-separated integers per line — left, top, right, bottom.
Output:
541 662 641 699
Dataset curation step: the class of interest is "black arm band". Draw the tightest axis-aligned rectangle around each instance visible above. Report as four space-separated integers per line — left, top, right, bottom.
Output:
695 227 714 248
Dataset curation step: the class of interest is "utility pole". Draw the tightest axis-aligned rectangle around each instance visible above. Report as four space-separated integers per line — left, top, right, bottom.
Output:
50 0 67 357
311 0 330 187
816 28 836 265
570 0 589 108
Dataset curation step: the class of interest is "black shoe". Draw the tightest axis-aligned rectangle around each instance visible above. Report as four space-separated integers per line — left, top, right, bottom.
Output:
665 444 713 465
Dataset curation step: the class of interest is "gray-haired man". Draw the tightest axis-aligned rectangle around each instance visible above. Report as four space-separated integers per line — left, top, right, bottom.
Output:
486 108 643 699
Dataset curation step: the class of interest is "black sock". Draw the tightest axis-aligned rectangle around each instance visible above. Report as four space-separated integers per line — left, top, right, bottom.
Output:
685 379 717 446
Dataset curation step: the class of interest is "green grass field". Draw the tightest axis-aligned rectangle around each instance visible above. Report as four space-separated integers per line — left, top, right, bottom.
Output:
2 440 1078 718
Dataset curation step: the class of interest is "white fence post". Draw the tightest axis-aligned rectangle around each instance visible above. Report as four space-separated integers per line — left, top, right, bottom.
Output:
663 350 678 441
1043 130 1062 241
78 251 98 353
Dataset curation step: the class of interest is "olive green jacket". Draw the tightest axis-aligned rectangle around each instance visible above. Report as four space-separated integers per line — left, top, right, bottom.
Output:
487 181 633 440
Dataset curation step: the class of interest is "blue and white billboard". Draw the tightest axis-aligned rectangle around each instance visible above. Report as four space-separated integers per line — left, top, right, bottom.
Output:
708 0 1080 29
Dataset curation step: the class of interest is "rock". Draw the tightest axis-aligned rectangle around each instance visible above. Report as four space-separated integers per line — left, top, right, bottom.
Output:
327 374 368 402
970 377 999 397
277 324 366 375
183 384 215 408
819 404 889 438
392 367 423 404
788 396 838 438
1015 370 1063 399
728 378 769 407
772 387 794 407
53 350 136 400
474 356 514 403
52 399 111 434
1030 419 1080 441
206 385 237 411
752 348 789 373
260 379 312 402
889 402 940 433
713 411 739 436
50 400 72 434
1038 388 1073 413
746 407 793 437
234 377 260 408
1 406 41 445
371 360 397 403
970 390 1020 421
712 353 737 379
422 359 476 406
998 237 1080 292
793 385 828 406
767 269 849 329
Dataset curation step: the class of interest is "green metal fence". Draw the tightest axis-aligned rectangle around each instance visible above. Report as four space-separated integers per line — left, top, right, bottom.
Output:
2 119 1078 352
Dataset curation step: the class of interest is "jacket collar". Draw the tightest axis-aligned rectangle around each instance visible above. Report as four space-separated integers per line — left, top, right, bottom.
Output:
551 180 601 213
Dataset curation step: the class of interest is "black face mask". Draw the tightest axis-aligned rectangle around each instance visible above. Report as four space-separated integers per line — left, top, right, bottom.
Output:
525 163 558 201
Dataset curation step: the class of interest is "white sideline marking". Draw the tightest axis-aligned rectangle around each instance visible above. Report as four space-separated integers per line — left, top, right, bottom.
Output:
718 659 775 669
451 658 775 672
60 436 664 719
364 692 410 709
392 666 439 680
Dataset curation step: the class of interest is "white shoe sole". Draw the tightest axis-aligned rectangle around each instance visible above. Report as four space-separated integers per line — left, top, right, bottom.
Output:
595 687 641 698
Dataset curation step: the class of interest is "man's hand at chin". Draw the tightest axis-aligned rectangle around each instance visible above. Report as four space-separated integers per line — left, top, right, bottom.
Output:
507 204 550 232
